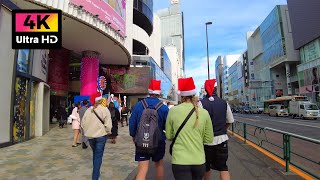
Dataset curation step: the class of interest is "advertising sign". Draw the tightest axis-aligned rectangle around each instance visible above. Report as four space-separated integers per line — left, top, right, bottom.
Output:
299 66 320 102
100 65 150 94
70 0 126 37
32 49 49 82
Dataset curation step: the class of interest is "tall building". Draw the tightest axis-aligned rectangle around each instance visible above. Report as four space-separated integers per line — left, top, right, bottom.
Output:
125 0 175 105
287 0 320 105
157 0 185 77
222 55 241 101
215 56 223 98
247 5 299 107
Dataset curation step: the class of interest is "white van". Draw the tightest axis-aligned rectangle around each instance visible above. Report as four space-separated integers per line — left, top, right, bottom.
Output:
268 105 288 117
289 101 320 120
250 105 264 114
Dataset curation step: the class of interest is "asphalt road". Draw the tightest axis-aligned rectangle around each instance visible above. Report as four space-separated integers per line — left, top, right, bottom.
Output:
233 113 320 140
233 113 320 177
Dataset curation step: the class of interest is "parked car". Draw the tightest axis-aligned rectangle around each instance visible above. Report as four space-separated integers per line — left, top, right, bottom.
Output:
232 107 240 113
241 107 251 114
250 105 264 114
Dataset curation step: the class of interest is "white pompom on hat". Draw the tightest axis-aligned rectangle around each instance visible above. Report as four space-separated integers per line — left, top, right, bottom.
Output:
148 79 161 95
178 77 197 96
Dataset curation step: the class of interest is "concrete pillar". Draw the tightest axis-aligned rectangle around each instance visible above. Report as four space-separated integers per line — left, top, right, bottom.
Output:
80 51 100 96
285 63 292 95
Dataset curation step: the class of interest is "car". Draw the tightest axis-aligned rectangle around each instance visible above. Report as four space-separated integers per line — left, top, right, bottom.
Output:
241 107 251 114
250 105 264 114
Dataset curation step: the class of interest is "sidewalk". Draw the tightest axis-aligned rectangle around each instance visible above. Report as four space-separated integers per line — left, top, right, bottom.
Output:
0 124 303 180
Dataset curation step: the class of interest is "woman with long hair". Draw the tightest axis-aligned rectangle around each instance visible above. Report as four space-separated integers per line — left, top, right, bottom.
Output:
70 102 81 147
166 77 213 180
81 92 112 180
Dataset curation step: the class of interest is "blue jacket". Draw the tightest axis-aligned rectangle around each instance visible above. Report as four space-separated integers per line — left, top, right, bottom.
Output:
129 97 169 141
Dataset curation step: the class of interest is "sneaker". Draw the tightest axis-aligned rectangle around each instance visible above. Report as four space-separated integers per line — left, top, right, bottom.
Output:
82 142 88 149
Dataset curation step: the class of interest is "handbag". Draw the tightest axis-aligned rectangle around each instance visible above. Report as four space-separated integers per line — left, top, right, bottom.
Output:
169 107 195 155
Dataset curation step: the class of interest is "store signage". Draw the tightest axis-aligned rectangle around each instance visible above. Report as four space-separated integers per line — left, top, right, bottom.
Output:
69 0 126 37
12 10 62 49
97 76 107 91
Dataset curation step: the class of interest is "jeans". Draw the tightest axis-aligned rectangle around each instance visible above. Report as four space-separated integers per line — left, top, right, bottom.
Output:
172 164 206 180
89 136 107 180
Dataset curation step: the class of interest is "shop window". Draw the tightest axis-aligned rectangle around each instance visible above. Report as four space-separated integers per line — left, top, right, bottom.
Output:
13 76 29 143
16 49 31 74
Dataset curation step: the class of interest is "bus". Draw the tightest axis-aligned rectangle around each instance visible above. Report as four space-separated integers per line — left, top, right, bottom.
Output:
264 96 308 114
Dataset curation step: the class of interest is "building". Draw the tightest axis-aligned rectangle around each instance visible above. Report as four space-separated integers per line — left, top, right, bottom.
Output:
222 55 241 101
215 56 223 98
157 0 185 77
1 0 130 147
227 57 245 107
287 0 320 105
246 5 300 107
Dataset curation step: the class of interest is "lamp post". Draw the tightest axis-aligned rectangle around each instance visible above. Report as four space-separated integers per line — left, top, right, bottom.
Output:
206 22 212 80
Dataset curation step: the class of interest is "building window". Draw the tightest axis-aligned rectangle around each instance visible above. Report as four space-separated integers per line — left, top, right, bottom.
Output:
16 49 31 74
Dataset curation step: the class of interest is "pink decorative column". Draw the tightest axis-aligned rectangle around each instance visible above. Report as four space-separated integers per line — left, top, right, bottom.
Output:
80 51 100 96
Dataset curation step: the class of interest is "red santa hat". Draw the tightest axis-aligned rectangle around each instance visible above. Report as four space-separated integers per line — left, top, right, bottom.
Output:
90 92 102 105
178 77 197 96
148 79 161 95
205 79 217 97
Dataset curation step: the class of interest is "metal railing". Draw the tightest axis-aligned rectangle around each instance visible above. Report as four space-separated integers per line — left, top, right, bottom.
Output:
230 121 320 179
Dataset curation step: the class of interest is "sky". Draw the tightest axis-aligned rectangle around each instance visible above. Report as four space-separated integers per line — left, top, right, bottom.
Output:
154 0 287 93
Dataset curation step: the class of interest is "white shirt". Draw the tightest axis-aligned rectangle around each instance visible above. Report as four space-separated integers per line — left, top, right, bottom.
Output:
198 99 234 146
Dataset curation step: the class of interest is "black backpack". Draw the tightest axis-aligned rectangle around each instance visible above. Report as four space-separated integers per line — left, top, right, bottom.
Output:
134 99 163 154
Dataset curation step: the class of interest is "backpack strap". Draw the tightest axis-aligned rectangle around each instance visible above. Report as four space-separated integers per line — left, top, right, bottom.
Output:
154 101 163 110
142 99 149 109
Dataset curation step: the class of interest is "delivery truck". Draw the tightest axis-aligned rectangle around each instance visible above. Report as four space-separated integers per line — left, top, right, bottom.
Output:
289 101 320 120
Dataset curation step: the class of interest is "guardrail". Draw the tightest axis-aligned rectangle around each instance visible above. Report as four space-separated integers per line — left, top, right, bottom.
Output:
230 121 320 179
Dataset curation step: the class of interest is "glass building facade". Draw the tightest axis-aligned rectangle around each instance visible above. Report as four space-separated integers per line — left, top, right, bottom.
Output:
161 48 172 81
150 58 173 99
297 38 320 104
260 6 285 65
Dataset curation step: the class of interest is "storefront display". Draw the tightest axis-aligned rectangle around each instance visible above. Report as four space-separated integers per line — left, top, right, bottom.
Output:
13 77 28 143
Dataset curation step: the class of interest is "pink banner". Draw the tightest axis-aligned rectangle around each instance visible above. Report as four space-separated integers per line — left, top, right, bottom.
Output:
70 0 126 37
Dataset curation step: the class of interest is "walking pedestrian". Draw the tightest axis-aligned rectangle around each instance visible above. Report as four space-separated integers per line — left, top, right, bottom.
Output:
166 77 213 180
108 102 120 144
79 99 90 149
81 92 113 180
129 79 169 180
200 79 234 180
70 102 81 147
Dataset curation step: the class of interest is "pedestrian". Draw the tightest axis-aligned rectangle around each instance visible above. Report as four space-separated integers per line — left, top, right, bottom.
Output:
70 102 81 147
79 99 90 149
200 79 234 180
129 79 169 180
57 106 67 128
81 92 113 180
108 102 120 144
121 104 129 127
166 77 213 180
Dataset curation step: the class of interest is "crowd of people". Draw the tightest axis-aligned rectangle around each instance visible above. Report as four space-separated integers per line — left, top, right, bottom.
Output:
58 77 234 180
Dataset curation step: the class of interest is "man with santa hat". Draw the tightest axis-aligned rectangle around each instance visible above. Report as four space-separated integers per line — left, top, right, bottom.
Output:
200 79 234 180
129 79 169 180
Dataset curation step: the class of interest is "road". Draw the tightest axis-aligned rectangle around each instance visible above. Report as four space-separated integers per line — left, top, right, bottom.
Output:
233 113 320 177
233 113 320 140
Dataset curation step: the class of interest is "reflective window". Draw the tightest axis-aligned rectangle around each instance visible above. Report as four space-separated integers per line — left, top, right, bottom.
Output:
16 49 31 73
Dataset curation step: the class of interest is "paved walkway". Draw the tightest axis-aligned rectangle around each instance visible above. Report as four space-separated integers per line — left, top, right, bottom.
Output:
0 123 303 180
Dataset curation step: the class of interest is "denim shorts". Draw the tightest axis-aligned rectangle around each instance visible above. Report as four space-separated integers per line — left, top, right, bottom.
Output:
204 141 229 171
135 141 166 162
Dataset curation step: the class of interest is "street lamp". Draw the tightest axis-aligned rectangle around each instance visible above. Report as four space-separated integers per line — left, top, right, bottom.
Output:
205 21 212 80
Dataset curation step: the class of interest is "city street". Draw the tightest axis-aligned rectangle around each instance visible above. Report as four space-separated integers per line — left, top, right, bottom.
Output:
233 113 320 176
233 113 320 140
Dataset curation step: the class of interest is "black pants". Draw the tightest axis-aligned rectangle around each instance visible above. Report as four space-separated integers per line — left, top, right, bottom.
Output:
172 164 206 180
121 115 128 126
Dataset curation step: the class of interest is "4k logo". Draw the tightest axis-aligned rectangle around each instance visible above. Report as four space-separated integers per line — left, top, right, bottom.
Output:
12 10 62 49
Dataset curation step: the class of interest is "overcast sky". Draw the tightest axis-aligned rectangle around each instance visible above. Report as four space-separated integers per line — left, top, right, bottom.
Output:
154 0 287 93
